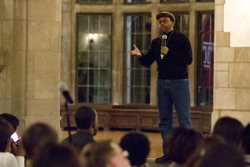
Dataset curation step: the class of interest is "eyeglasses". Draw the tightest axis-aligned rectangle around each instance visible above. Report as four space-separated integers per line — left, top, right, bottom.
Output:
157 19 171 24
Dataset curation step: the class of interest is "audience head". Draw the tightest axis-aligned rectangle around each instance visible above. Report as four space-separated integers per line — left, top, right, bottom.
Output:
0 118 14 152
22 122 58 159
0 113 19 131
75 106 98 135
241 123 250 154
185 136 245 167
80 140 131 167
119 131 150 167
32 142 82 167
212 116 244 148
185 135 226 167
164 126 203 164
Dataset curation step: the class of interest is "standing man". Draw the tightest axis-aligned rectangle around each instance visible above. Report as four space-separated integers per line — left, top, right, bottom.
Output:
62 105 98 152
129 11 192 163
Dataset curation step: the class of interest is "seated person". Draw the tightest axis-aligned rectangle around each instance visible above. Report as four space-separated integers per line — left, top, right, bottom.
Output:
0 113 20 155
0 118 25 167
22 122 58 167
164 126 203 167
31 142 82 167
0 113 19 131
212 116 244 149
119 131 150 167
185 135 245 167
62 105 98 152
79 140 131 167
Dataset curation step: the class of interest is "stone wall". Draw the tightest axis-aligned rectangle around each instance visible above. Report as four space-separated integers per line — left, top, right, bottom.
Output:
213 0 250 128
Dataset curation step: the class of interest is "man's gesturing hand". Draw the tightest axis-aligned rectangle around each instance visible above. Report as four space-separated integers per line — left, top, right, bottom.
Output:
128 44 142 57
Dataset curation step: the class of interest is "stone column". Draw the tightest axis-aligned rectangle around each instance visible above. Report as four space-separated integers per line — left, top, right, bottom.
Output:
24 0 62 138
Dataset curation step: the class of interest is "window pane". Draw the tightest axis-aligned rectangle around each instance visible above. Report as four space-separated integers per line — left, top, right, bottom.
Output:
78 69 88 85
124 14 151 104
78 52 88 67
174 12 189 37
99 87 109 103
99 34 110 50
78 87 88 103
89 69 99 85
77 14 111 103
197 12 214 106
100 52 110 68
100 69 110 86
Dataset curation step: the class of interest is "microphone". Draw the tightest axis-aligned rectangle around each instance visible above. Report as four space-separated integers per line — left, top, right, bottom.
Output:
161 35 167 46
161 35 167 59
58 82 74 104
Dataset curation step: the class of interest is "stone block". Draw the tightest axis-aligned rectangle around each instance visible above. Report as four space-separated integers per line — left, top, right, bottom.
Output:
215 32 230 47
215 0 225 4
214 63 228 71
229 63 250 88
27 50 35 74
13 51 26 73
236 89 250 110
214 88 235 109
14 21 27 50
51 23 61 51
12 72 25 100
3 0 13 19
12 99 26 116
235 47 250 62
4 51 12 99
55 0 61 22
35 51 60 71
3 21 13 50
15 0 26 20
0 21 2 49
0 80 5 98
28 1 54 21
0 1 3 19
214 71 228 88
215 47 234 62
0 99 12 113
26 99 60 115
34 71 60 99
28 21 51 50
27 78 34 100
0 50 4 66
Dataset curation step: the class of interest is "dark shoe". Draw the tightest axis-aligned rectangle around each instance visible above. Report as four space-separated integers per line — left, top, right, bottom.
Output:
154 156 170 163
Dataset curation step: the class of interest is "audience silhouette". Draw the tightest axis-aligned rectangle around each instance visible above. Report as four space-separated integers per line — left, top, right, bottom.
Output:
120 131 150 167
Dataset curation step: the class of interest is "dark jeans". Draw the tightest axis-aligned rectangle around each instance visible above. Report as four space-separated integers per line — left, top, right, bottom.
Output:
157 79 192 154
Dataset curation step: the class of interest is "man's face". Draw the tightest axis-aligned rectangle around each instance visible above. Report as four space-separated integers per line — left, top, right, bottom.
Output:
157 17 175 33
